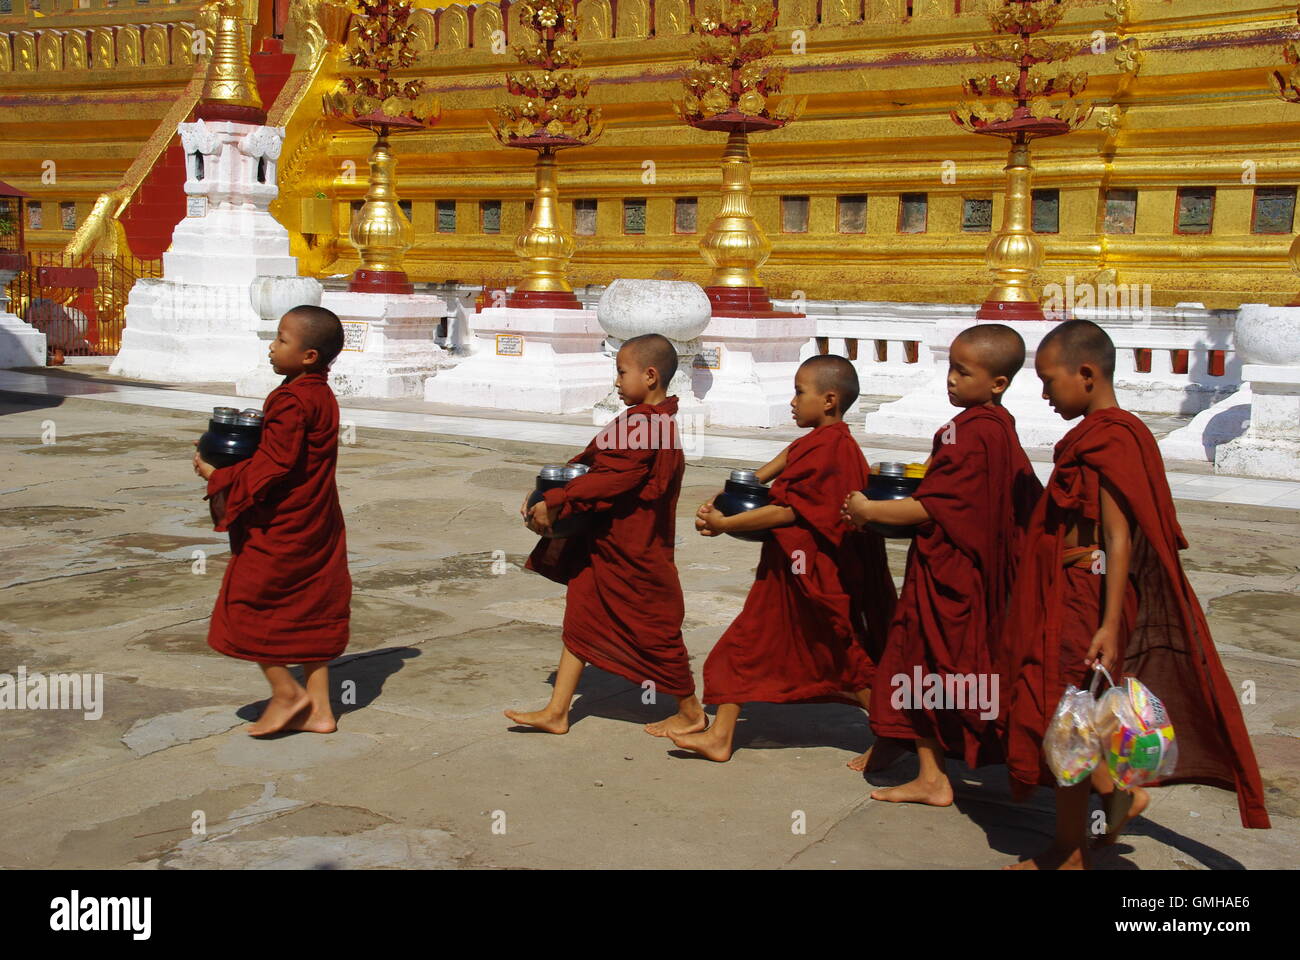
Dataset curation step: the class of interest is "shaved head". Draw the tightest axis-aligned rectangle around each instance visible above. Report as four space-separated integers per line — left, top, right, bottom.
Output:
1040 318 1116 380
621 333 678 384
953 323 1027 381
285 304 345 369
799 354 860 415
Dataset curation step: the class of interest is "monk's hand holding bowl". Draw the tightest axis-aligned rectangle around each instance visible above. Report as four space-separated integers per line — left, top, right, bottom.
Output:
696 501 727 537
526 499 558 536
192 449 216 481
841 491 870 529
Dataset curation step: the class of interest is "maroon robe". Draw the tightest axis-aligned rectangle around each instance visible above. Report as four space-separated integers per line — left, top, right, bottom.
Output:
999 407 1270 829
870 404 1042 768
526 397 694 697
703 420 896 706
205 372 351 665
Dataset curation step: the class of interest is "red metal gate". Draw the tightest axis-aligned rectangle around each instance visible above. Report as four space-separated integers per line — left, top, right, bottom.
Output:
4 252 163 359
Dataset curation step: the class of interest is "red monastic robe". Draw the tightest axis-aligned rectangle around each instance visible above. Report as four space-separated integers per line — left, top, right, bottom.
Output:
999 407 1270 829
205 372 351 665
869 404 1042 768
526 396 694 697
702 420 896 706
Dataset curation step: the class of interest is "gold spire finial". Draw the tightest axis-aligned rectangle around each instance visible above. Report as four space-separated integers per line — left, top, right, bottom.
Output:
196 0 265 121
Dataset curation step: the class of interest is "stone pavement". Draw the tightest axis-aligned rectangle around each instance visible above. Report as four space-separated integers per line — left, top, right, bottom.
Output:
0 386 1296 869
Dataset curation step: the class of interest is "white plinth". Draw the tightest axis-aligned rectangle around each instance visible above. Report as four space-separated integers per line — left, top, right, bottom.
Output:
111 279 272 383
1158 387 1251 463
863 316 1075 450
0 312 46 368
691 312 817 428
1215 364 1300 480
111 119 299 384
423 305 611 414
320 290 452 400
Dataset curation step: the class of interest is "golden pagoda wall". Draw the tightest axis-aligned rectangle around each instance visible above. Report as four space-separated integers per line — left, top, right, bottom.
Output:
278 0 1300 309
7 0 1300 311
0 0 253 254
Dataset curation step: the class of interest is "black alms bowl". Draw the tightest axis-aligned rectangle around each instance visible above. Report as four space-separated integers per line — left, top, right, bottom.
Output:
198 406 263 468
864 462 923 539
713 469 773 543
527 464 596 539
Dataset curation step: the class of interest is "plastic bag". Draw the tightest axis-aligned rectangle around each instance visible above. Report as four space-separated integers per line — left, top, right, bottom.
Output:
1095 676 1178 788
1044 684 1102 787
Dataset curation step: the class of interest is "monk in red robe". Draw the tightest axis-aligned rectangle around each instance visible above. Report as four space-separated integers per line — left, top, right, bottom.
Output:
1001 319 1270 869
669 355 896 762
193 305 352 737
506 334 706 738
842 324 1042 803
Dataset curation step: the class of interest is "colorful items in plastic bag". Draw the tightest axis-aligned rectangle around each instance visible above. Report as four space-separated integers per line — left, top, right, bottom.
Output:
1044 684 1102 786
1095 676 1178 788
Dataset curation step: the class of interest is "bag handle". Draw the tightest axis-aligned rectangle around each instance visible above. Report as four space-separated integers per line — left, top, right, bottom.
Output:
1088 662 1116 698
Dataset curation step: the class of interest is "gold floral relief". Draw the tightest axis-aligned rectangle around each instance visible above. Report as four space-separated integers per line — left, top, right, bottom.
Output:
474 3 503 51
654 0 688 37
616 0 649 39
37 31 63 72
576 0 611 41
172 24 195 65
92 28 114 70
144 25 168 67
117 27 142 69
66 31 88 70
438 5 468 52
15 33 37 73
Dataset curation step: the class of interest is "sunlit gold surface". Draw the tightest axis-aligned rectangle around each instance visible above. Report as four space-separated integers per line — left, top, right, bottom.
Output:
514 152 575 294
350 130 412 274
8 2 1300 308
201 0 263 112
985 141 1045 307
699 130 770 289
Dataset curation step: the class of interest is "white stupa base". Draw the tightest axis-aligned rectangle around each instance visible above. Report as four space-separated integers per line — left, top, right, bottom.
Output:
692 313 817 428
110 279 268 383
1158 386 1251 463
424 306 611 414
863 317 1075 450
0 311 47 368
1214 364 1300 480
320 290 452 399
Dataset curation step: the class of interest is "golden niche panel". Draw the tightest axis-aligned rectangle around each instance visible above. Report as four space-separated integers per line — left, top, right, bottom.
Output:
654 0 689 36
144 25 168 67
616 0 649 39
474 4 504 50
92 28 115 70
438 5 468 52
576 0 611 41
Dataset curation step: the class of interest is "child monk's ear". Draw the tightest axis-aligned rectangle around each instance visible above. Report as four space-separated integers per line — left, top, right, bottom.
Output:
991 374 1010 396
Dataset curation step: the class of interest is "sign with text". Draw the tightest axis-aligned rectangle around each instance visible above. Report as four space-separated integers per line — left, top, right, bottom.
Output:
693 345 722 370
341 321 369 353
495 334 524 356
186 196 208 219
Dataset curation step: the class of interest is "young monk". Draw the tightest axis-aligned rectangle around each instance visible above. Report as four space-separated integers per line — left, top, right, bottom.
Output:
841 324 1042 803
506 333 706 738
1001 318 1270 869
193 305 352 737
669 355 896 762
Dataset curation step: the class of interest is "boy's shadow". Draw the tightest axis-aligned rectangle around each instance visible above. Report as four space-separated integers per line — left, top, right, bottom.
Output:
236 646 421 735
863 754 1245 870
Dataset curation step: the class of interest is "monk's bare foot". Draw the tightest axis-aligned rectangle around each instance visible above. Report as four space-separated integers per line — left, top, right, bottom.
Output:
847 737 906 772
669 724 733 762
248 693 310 737
1096 786 1149 846
870 776 954 807
503 707 569 734
287 711 337 734
645 709 707 738
1004 845 1087 870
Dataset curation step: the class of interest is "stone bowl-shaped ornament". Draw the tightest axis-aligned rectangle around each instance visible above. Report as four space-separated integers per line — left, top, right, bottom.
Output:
249 276 325 336
1235 303 1300 366
596 278 711 355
